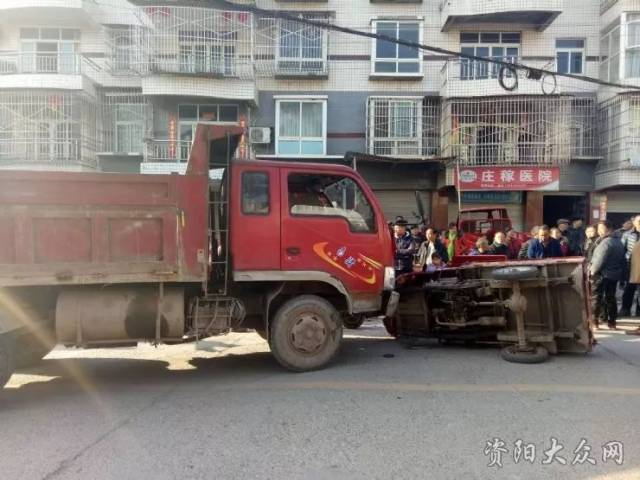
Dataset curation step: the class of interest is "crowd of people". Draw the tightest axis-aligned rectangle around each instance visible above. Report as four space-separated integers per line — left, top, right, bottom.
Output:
392 214 640 333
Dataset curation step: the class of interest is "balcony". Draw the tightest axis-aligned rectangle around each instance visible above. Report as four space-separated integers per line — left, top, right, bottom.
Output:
0 52 86 90
440 58 560 98
0 53 82 75
143 139 192 164
440 0 562 32
0 138 97 171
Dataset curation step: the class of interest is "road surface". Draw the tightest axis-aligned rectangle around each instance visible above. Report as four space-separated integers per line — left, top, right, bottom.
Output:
1 320 639 480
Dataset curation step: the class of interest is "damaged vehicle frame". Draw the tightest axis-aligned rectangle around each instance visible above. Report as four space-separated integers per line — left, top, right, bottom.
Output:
384 258 593 363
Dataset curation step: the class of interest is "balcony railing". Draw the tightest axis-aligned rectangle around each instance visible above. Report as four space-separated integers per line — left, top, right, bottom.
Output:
451 142 569 166
0 53 82 75
143 139 192 163
440 58 558 97
149 57 238 78
275 59 328 77
0 138 96 168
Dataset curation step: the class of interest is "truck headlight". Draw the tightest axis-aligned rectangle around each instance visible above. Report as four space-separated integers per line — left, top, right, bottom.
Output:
383 266 395 291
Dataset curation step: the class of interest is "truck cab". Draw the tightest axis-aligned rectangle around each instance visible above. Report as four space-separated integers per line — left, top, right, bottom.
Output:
229 161 393 310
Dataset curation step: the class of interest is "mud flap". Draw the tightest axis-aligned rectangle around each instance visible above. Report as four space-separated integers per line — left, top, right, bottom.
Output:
385 291 400 318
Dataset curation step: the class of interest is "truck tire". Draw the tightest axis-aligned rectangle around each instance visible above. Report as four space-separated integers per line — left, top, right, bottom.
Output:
269 295 342 372
343 314 365 330
0 334 15 389
500 345 549 364
491 266 539 282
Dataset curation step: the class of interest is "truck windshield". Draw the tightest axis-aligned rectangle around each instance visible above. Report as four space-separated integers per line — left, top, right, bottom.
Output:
288 173 376 233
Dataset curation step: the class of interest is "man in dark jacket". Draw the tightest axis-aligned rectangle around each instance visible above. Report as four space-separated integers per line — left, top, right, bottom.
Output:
393 219 416 276
590 220 626 329
567 217 586 256
490 231 509 256
620 214 640 316
527 225 563 259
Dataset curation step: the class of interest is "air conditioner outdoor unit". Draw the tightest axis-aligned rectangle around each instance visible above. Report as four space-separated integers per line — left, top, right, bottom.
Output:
249 127 271 144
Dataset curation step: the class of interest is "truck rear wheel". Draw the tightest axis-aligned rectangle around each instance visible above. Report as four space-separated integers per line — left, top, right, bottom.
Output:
0 334 15 389
269 295 342 372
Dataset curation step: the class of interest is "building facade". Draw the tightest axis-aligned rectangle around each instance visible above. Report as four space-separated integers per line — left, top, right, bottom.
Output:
0 0 637 228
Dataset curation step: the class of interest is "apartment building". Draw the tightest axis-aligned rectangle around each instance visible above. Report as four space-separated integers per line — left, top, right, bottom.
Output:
0 0 636 228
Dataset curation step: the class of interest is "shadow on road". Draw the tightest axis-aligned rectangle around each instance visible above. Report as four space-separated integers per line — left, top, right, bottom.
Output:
0 334 397 403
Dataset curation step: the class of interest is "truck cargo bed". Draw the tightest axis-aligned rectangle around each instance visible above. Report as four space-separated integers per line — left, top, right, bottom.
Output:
0 169 208 287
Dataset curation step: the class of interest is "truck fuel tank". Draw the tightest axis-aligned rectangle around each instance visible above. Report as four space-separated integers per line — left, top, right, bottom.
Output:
56 286 185 346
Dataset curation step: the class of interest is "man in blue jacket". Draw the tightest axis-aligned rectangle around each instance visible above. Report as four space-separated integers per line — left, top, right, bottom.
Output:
527 225 563 259
393 218 416 276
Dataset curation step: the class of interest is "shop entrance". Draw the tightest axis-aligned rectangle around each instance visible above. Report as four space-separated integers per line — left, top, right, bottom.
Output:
543 195 587 226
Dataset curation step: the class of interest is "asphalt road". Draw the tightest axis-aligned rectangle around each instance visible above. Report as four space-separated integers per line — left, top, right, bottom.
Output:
1 320 640 480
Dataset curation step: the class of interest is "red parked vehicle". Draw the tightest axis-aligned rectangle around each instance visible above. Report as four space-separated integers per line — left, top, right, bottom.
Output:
0 125 394 387
455 207 529 255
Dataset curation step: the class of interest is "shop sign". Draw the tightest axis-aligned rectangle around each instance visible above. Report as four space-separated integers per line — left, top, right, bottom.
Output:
455 166 560 191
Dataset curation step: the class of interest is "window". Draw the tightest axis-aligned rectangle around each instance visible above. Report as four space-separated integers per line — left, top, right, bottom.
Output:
277 19 327 75
369 97 421 156
459 32 520 80
115 104 145 153
19 28 80 74
110 29 137 72
626 13 640 78
242 172 270 215
600 19 621 82
276 98 326 156
178 30 235 76
556 39 584 74
178 104 239 159
372 21 422 75
288 173 376 233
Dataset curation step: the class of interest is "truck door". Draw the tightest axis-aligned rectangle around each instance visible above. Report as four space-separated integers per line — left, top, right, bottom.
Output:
231 167 281 271
281 169 386 296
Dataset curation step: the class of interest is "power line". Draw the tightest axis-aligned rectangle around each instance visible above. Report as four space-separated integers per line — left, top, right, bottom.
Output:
220 0 640 92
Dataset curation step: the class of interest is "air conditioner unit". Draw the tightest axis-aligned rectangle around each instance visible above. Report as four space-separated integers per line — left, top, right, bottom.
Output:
249 127 271 144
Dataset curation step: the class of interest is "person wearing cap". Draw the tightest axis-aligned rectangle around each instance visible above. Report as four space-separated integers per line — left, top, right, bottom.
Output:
567 217 586 256
393 218 416 276
557 218 570 236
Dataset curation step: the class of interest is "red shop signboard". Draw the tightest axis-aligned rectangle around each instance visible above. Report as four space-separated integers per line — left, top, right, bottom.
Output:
454 166 560 191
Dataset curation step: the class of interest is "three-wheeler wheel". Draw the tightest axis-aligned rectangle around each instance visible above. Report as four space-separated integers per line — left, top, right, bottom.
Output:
343 314 365 330
268 295 343 372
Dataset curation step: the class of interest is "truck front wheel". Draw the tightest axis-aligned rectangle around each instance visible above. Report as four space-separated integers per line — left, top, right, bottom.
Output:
0 334 15 389
269 295 342 372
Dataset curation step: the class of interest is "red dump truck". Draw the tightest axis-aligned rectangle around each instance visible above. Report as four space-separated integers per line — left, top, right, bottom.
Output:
0 125 395 387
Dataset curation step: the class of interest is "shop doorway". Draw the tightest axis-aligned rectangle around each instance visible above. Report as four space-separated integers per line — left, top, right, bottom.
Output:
543 195 587 227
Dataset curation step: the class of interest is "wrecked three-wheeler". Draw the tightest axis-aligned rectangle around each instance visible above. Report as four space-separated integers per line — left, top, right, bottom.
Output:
384 258 593 363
